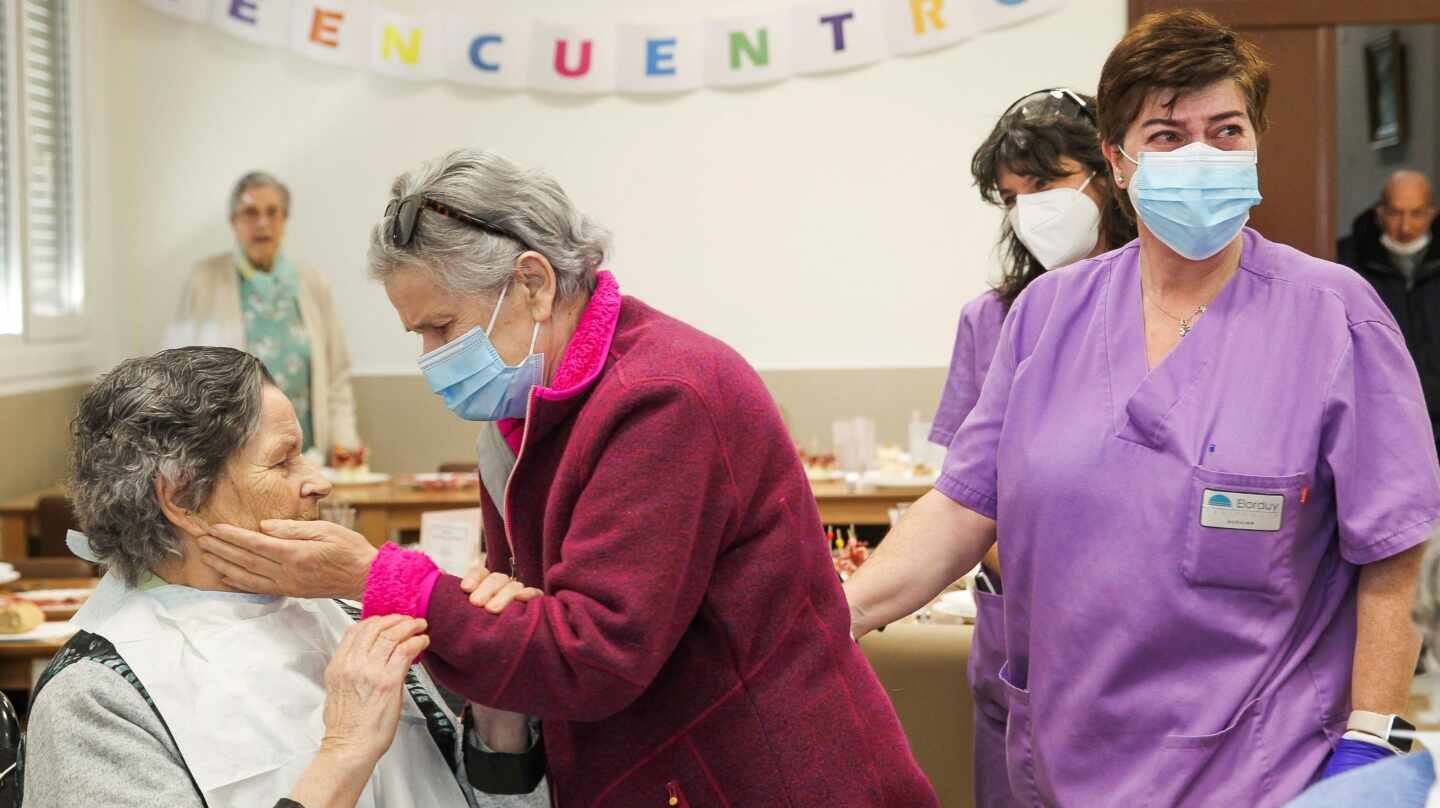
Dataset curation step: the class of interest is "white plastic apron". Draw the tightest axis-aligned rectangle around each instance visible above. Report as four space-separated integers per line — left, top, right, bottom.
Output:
70 570 473 808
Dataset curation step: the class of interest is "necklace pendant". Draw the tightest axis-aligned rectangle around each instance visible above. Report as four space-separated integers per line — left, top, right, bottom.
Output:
1178 321 1191 338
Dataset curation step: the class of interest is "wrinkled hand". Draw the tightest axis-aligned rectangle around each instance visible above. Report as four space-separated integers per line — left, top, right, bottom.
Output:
320 615 430 767
460 565 543 613
198 520 379 601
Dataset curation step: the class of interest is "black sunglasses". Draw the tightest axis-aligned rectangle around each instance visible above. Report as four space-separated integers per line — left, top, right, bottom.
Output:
384 195 533 252
1002 87 1096 126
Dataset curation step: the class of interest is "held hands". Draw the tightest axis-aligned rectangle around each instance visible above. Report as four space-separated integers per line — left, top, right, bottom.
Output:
320 616 430 768
197 520 379 601
460 566 544 613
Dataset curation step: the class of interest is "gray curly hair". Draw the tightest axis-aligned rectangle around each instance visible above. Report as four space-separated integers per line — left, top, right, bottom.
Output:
367 149 610 302
229 170 290 219
69 347 273 586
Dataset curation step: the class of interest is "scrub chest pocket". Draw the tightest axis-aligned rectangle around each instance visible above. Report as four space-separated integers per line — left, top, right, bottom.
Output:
1182 467 1307 596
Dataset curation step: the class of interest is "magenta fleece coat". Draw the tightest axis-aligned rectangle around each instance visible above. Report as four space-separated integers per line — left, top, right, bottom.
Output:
363 273 938 808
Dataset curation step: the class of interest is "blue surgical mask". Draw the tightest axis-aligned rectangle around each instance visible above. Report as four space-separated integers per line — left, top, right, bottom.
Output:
418 283 544 421
1123 142 1262 261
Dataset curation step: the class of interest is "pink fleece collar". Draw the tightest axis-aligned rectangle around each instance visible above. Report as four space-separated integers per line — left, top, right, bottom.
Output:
496 271 621 452
540 270 621 400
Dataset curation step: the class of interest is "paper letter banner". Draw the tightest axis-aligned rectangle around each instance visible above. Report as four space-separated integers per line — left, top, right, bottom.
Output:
210 0 292 48
445 16 531 91
976 0 1065 32
617 22 702 94
790 1 886 76
528 21 616 95
290 0 367 65
883 0 978 56
370 9 443 80
137 0 1068 96
703 13 792 89
143 0 210 23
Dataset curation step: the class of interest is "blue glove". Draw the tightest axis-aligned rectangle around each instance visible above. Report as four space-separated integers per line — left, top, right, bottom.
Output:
1321 737 1397 780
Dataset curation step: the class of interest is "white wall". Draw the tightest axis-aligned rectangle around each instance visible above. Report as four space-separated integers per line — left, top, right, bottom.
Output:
1335 24 1440 239
82 0 1126 376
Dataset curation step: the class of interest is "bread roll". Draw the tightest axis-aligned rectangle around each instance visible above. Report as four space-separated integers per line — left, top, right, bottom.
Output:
0 597 44 634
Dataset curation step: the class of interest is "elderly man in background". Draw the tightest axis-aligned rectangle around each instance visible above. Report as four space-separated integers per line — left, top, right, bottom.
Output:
170 171 362 458
1339 170 1440 456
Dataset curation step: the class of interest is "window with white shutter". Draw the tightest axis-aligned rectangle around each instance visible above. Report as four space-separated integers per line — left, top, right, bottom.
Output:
16 0 80 340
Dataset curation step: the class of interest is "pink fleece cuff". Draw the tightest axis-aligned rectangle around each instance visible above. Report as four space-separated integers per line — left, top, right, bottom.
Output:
361 543 442 619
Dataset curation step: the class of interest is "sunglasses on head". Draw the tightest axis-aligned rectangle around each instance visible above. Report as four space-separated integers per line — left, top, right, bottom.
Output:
384 195 534 252
1002 87 1096 126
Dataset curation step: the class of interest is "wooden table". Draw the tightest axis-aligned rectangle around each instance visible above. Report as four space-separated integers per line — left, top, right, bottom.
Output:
0 577 94 693
0 479 933 556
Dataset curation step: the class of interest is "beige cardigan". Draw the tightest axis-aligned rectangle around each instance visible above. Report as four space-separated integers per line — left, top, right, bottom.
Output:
168 253 360 452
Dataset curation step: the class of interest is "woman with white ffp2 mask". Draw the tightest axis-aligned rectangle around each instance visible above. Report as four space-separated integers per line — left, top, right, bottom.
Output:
929 86 1136 808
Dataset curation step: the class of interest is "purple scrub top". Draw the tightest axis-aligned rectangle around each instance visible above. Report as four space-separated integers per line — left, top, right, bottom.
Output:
932 291 1008 448
938 229 1440 807
934 289 1014 808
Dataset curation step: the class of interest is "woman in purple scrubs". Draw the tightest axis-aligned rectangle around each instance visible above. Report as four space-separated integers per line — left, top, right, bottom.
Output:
936 87 1134 808
850 11 1440 807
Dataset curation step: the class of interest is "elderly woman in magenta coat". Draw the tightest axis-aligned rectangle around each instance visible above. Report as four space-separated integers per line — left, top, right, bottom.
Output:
198 148 938 808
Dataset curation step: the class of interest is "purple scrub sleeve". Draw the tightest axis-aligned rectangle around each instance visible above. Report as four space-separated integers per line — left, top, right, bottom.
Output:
931 292 1007 447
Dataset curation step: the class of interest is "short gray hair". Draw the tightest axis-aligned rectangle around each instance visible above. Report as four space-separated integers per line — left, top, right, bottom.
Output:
367 149 610 302
229 170 291 218
69 347 273 586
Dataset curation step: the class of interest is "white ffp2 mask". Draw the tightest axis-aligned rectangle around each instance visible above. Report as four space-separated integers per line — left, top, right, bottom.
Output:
1008 174 1102 270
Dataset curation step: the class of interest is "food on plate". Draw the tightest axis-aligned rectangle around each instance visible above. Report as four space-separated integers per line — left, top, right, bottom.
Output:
329 445 371 483
0 596 45 635
830 529 870 581
798 449 841 480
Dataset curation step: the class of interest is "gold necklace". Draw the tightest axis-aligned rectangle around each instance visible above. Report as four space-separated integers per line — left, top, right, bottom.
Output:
1145 294 1207 338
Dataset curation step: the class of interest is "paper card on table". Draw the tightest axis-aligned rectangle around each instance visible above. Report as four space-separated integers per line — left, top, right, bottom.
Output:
702 12 793 89
369 9 444 80
790 0 886 76
143 0 210 23
881 0 979 56
528 21 617 95
974 0 1065 33
444 15 532 90
420 508 483 578
210 0 293 48
617 22 703 95
289 0 367 65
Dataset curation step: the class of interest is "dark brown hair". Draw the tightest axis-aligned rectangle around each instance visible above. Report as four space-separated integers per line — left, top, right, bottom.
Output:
1097 10 1271 151
971 93 1137 308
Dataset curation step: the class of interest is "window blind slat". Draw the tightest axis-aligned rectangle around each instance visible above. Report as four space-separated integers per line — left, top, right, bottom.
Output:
20 0 76 320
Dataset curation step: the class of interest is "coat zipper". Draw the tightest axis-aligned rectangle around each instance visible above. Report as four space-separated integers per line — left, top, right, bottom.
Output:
499 391 537 577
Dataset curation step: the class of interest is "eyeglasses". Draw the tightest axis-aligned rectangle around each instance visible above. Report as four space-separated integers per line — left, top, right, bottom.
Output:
1002 87 1096 126
384 195 533 252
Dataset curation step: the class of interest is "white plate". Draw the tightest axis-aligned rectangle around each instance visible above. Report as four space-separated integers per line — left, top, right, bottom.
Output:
0 570 20 586
931 590 977 620
321 469 391 485
805 468 846 482
862 471 938 488
0 621 76 643
16 588 93 605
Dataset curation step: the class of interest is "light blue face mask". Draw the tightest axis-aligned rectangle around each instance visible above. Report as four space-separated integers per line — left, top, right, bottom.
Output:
418 283 544 421
1123 142 1262 261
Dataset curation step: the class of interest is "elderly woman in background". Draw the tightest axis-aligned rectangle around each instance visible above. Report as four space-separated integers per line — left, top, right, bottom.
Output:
197 149 939 807
171 172 361 457
22 347 545 808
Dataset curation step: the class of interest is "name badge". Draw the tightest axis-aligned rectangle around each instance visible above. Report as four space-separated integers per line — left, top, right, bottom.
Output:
1200 489 1284 532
